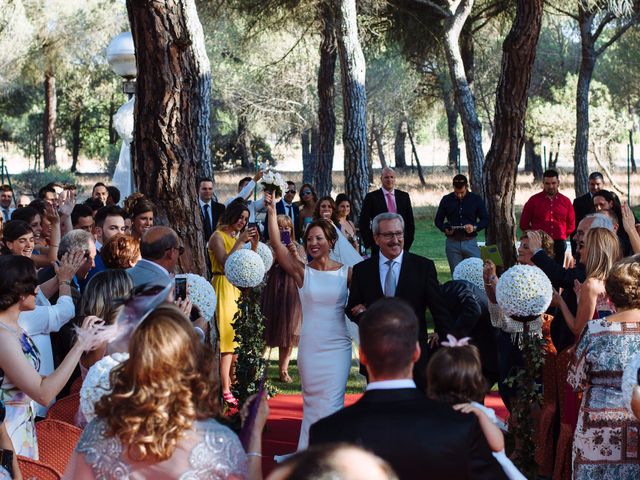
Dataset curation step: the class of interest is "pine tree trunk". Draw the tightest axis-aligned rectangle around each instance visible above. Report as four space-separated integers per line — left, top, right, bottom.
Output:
483 0 543 269
443 85 459 171
237 113 254 170
442 0 484 198
127 0 211 275
394 119 407 168
301 129 313 185
334 0 368 217
574 8 596 198
70 112 81 173
43 72 57 168
524 137 543 181
374 127 387 169
316 0 337 198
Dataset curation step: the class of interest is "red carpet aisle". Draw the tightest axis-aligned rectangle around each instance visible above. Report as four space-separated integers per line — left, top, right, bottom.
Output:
261 392 508 476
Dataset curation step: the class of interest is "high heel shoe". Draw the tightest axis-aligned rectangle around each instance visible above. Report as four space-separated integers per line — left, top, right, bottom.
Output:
223 391 238 406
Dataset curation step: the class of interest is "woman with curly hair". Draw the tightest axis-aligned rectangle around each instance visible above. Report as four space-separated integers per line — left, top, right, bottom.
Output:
64 304 269 479
100 234 141 269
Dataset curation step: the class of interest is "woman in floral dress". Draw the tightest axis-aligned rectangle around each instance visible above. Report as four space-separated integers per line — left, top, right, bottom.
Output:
568 255 640 479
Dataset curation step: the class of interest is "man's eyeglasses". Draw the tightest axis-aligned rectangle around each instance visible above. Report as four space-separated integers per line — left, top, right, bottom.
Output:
378 231 404 240
166 245 185 255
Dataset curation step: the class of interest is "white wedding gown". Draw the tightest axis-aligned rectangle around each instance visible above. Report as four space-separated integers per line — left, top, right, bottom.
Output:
296 264 352 450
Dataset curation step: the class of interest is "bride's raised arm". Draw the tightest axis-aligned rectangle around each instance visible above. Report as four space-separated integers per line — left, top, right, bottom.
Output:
265 193 305 287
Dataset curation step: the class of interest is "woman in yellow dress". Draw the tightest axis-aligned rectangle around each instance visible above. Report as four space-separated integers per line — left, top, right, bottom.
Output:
208 199 258 406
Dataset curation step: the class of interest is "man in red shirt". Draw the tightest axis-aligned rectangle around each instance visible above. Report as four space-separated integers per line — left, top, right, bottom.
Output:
520 169 575 265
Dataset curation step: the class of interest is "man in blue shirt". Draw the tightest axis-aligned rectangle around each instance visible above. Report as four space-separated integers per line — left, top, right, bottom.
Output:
434 174 488 273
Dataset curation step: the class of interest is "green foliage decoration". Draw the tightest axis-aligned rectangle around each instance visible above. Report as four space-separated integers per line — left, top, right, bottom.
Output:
504 321 546 478
231 287 276 409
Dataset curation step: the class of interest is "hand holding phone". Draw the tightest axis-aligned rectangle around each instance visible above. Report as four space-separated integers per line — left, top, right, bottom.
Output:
280 230 291 245
175 277 187 301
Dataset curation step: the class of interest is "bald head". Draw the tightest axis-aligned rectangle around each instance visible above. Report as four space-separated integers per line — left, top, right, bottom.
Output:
140 226 179 260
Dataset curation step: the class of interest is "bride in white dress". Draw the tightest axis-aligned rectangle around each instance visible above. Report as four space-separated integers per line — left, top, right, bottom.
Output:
266 194 352 450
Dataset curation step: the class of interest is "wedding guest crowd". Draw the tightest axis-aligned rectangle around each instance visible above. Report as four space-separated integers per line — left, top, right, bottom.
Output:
0 166 639 480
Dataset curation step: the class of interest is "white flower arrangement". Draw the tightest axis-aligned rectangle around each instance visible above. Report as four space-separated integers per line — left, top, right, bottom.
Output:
260 170 288 197
496 264 552 319
225 248 266 288
452 257 485 291
622 355 640 417
244 241 273 271
175 273 217 322
80 352 129 423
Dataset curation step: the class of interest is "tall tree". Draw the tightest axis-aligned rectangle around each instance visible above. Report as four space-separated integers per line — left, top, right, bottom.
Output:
334 0 368 216
483 0 543 268
550 1 637 196
127 0 212 274
315 0 337 198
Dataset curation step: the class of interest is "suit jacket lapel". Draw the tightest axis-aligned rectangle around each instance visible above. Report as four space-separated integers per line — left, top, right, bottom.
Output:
395 253 411 294
367 256 384 298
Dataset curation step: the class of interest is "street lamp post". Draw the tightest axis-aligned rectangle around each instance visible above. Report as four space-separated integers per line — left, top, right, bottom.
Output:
106 32 136 96
107 32 136 200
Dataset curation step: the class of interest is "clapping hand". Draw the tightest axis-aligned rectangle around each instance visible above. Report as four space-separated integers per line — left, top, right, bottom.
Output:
526 230 542 252
57 189 76 218
76 315 106 352
53 249 86 283
44 201 60 225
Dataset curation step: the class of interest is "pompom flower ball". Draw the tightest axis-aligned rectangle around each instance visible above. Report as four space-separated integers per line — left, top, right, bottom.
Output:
496 264 552 319
244 241 273 271
175 273 217 322
452 257 485 291
80 352 129 423
225 248 266 288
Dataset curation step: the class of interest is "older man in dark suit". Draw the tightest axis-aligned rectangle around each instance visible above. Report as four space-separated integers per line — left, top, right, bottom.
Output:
311 298 506 480
359 167 415 251
346 212 452 390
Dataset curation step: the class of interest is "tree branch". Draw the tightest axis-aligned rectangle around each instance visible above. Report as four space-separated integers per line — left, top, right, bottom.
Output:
592 12 615 42
410 0 450 18
595 16 637 56
546 2 578 21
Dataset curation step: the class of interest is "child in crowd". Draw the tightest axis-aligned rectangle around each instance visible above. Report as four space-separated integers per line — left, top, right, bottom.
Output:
426 335 525 480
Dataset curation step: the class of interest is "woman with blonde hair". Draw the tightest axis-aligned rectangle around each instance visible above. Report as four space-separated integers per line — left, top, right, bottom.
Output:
65 304 268 479
554 227 621 335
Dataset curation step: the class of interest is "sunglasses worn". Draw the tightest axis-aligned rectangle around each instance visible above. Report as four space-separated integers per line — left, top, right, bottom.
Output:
301 190 312 195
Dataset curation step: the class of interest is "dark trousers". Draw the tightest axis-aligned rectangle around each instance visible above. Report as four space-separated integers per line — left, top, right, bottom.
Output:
553 239 567 265
497 330 524 412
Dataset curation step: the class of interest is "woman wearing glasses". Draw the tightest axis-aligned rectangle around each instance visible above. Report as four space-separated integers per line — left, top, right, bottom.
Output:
0 255 100 458
208 199 259 406
297 183 317 237
266 193 352 451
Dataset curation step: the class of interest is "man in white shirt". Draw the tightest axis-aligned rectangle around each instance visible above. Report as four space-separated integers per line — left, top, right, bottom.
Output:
225 172 266 233
310 298 506 480
1 185 14 222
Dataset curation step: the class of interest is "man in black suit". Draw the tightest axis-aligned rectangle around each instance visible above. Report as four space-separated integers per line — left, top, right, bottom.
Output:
264 180 300 241
198 178 225 275
571 171 604 254
359 167 415 251
346 212 453 390
310 298 506 480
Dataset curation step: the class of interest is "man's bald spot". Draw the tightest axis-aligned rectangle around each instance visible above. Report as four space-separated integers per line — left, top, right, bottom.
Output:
142 226 176 244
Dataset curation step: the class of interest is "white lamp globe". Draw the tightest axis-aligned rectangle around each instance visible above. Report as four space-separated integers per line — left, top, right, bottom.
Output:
106 32 137 79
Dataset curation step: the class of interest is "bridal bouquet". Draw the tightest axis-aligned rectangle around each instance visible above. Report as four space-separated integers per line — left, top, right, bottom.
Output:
260 170 287 197
244 241 273 271
225 249 266 288
175 273 217 322
80 352 129 423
